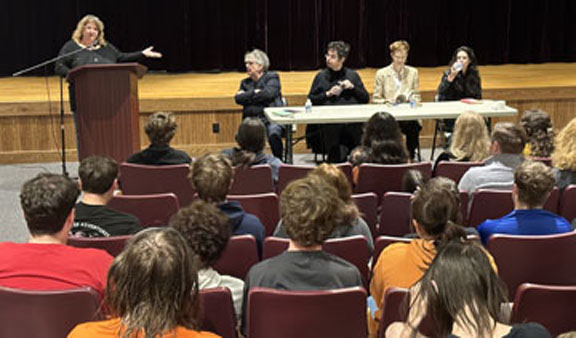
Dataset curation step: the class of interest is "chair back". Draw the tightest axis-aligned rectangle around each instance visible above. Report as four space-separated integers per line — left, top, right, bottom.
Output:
277 163 353 194
247 287 367 338
0 286 101 338
229 165 274 195
67 235 131 257
487 232 576 299
379 192 412 236
262 237 290 260
352 193 379 239
323 236 371 289
228 193 279 237
467 189 514 227
119 163 194 206
511 283 576 336
355 162 432 202
108 193 179 228
530 157 552 166
560 184 576 222
433 161 484 184
213 235 259 280
199 287 238 338
372 236 412 272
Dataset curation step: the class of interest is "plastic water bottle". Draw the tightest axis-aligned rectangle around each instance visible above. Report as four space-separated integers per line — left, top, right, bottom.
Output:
305 99 312 113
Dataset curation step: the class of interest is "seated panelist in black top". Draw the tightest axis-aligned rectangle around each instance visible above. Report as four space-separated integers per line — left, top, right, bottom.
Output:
307 41 370 163
55 14 162 111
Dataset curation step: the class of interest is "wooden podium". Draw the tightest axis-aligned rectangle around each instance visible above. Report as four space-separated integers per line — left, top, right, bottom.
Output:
68 63 147 162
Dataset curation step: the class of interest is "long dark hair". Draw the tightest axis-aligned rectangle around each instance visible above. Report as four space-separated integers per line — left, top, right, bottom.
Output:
412 240 508 337
448 46 479 72
232 117 266 168
361 112 409 163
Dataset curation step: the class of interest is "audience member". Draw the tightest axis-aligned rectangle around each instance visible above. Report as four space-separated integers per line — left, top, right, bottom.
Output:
273 164 374 251
127 111 192 165
551 117 576 189
190 153 265 251
370 177 474 336
386 241 551 338
73 156 142 237
459 122 527 193
242 175 363 331
68 228 219 337
234 49 284 159
520 109 555 158
170 201 244 318
0 173 113 298
372 40 421 159
307 40 370 162
401 169 428 193
222 117 282 182
433 111 490 171
477 161 572 244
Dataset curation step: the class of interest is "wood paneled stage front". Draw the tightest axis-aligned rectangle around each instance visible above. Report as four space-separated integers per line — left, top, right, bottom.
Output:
1 63 575 163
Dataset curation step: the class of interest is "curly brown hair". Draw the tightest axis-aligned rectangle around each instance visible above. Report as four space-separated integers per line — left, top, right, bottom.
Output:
280 175 355 247
145 112 178 146
170 201 231 269
190 153 233 203
521 109 555 158
514 160 555 208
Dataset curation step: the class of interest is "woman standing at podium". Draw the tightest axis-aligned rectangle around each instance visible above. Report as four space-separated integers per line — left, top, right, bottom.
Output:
55 14 162 111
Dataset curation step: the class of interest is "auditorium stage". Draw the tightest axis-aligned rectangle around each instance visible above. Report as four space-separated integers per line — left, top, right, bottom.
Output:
1 63 575 163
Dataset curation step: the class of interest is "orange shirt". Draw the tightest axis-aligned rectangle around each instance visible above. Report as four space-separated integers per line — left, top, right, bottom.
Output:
68 318 221 338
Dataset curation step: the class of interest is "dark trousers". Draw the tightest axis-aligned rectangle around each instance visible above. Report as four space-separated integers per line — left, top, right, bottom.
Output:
399 120 422 160
321 123 362 163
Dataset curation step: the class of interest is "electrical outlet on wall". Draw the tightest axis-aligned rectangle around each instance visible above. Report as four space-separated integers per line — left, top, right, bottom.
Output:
212 123 220 133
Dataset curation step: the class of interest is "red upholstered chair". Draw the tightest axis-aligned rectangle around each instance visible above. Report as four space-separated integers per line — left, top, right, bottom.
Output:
213 235 259 280
108 193 179 228
543 187 560 214
530 157 552 167
262 237 290 260
246 287 367 338
459 191 469 225
229 165 274 195
487 232 576 299
355 162 432 204
199 287 238 338
510 283 576 336
372 236 412 272
379 192 412 236
433 161 484 184
276 163 354 194
119 163 195 207
0 286 101 338
228 193 279 237
467 189 514 228
560 184 576 222
67 235 131 257
353 192 379 239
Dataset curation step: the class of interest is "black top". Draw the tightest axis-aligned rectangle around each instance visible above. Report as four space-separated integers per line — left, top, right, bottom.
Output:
447 323 551 338
55 40 143 77
234 71 284 119
308 67 369 106
437 68 482 101
127 145 192 165
72 202 142 237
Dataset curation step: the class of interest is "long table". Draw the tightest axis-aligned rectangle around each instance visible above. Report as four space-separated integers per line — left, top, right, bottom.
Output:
265 100 518 163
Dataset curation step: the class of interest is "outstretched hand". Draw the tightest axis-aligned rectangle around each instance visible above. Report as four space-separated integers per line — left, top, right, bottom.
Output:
142 46 162 58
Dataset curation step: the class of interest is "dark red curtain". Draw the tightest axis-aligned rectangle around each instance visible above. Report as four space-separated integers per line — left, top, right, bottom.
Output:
2 0 575 76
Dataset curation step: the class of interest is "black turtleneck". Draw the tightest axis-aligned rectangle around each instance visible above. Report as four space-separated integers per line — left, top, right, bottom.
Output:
308 67 369 106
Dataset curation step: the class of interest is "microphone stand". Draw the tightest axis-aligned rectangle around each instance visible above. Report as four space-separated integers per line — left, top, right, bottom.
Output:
12 45 92 177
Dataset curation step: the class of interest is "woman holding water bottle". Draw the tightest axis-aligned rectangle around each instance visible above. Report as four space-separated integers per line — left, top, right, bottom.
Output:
437 46 483 135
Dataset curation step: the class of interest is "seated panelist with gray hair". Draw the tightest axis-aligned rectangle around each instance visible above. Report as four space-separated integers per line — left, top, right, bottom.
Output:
234 49 285 159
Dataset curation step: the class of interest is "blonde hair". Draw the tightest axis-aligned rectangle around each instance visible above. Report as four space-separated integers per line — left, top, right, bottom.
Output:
389 40 410 54
552 117 576 171
72 14 107 46
450 112 491 162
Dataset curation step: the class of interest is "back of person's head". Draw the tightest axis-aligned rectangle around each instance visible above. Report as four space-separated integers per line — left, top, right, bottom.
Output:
170 201 231 269
401 169 428 193
244 49 270 71
412 177 465 242
349 146 372 167
232 117 266 168
280 175 354 247
20 173 80 236
450 111 491 162
520 109 554 157
106 228 199 336
78 156 118 194
491 122 527 154
514 160 555 208
327 40 350 59
309 164 353 203
370 139 409 164
190 153 232 203
414 240 507 337
551 117 576 171
145 112 177 146
361 111 403 147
